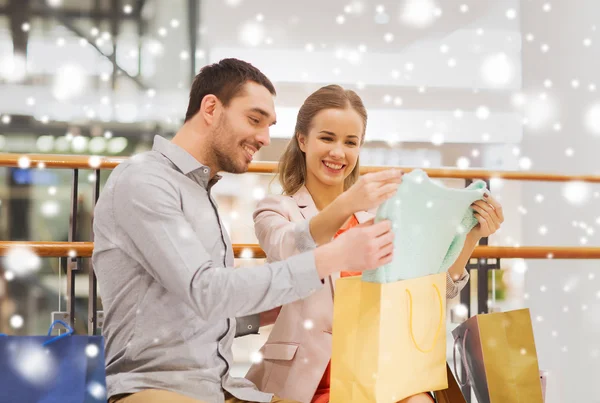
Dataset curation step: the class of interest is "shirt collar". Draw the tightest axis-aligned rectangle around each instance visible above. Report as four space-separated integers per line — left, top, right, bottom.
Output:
152 135 222 187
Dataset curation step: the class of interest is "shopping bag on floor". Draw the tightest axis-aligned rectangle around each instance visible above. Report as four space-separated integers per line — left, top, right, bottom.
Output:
451 308 544 403
330 273 447 403
0 320 107 403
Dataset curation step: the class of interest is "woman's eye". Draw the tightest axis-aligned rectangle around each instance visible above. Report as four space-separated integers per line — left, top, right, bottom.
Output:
249 117 260 124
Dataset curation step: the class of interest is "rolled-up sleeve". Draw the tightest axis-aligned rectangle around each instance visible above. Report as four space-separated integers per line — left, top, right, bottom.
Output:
446 268 469 299
253 196 317 262
112 166 323 322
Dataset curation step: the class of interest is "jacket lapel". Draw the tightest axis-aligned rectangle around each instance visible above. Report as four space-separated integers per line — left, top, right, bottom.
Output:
291 185 319 220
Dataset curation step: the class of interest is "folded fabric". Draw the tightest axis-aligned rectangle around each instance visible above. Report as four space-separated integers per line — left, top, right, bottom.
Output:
362 169 487 283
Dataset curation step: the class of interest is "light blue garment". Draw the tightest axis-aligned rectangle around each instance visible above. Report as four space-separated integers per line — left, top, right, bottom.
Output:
362 169 488 283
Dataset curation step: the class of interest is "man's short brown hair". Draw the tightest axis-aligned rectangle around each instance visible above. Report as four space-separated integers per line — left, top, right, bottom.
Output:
184 58 276 122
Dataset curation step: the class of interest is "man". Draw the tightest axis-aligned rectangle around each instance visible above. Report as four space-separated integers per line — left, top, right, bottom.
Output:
92 58 400 403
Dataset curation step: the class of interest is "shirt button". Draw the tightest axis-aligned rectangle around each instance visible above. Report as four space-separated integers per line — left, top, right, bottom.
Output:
247 325 253 330
203 168 208 174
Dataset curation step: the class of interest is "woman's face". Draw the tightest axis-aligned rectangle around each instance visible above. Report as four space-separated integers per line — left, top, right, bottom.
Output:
298 107 364 189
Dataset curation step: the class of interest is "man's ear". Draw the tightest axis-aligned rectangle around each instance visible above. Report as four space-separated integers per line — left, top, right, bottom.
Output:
297 132 307 152
199 94 219 125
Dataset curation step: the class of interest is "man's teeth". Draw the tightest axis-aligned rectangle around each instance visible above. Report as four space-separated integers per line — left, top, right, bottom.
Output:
243 145 256 156
324 162 343 170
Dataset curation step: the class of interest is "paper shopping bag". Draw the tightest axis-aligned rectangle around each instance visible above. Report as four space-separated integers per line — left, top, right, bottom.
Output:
451 309 544 403
0 320 107 403
434 363 467 403
330 273 447 403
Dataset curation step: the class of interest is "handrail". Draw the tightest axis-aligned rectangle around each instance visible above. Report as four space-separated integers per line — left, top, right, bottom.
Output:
1 153 600 182
1 242 600 259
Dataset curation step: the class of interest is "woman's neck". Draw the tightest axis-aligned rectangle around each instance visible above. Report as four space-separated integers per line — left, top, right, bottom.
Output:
304 174 344 212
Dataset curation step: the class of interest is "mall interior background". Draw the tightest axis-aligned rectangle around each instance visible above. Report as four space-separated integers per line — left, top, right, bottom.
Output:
0 0 599 402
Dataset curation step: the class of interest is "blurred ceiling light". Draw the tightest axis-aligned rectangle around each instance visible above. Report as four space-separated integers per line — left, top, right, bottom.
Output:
53 64 87 101
239 22 265 47
585 103 600 135
53 136 69 152
47 0 63 7
71 136 88 153
0 53 27 82
89 137 107 154
115 103 139 123
107 137 128 154
36 136 55 152
400 0 438 28
481 53 515 87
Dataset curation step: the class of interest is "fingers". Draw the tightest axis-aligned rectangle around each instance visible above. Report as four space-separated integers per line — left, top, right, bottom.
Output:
472 204 497 230
356 217 375 227
373 227 395 249
365 219 392 237
376 243 394 265
474 213 490 234
483 194 504 222
365 168 404 184
374 182 401 201
472 200 502 226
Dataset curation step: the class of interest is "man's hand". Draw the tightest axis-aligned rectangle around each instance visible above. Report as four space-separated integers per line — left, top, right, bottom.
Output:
315 220 394 278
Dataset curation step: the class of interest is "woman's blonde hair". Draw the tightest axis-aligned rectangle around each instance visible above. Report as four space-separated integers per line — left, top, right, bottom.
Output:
277 84 367 195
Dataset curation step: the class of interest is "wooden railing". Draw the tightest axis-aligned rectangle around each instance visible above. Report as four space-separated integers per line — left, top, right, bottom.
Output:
1 152 599 336
1 241 600 260
1 153 600 182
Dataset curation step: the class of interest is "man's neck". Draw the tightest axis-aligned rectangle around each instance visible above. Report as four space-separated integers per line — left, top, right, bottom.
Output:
171 124 220 179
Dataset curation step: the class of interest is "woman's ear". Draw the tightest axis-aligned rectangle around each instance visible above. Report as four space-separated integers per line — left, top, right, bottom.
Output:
297 133 307 152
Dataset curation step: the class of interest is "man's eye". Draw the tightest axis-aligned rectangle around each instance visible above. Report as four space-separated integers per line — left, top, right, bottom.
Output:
249 117 260 124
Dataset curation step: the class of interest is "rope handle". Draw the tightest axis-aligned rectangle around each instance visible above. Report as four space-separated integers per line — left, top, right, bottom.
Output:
0 320 74 346
452 328 470 387
42 320 74 346
406 283 444 353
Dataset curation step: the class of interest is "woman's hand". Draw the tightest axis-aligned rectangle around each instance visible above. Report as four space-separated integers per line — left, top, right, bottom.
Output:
338 169 404 213
469 193 504 240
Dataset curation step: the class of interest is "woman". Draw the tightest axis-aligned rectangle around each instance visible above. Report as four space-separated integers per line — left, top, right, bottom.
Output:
245 85 504 403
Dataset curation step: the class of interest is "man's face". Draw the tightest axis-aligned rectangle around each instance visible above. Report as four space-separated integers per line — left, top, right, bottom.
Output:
210 81 276 174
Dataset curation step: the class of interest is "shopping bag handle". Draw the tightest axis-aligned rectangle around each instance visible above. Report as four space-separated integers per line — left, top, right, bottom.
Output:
406 284 443 353
42 320 75 346
452 328 470 387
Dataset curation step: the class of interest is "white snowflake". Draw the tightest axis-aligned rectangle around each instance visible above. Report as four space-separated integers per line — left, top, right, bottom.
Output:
456 157 470 169
3 246 41 277
453 304 468 318
475 106 490 120
88 381 106 400
41 200 60 218
562 181 591 206
10 343 57 386
86 344 99 358
250 351 263 364
518 157 532 170
431 133 444 146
